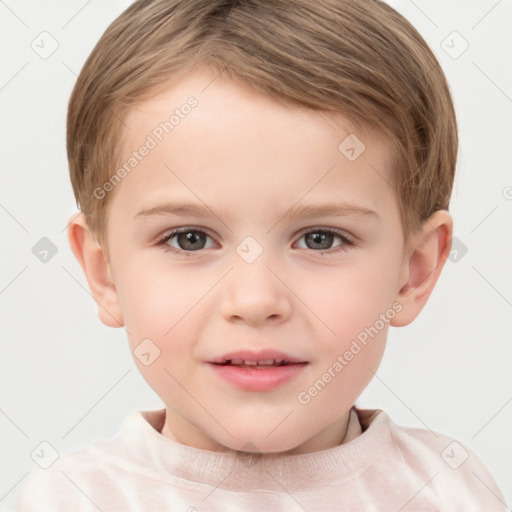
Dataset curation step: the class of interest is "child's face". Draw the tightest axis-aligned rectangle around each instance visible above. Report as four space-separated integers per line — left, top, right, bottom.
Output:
100 66 412 454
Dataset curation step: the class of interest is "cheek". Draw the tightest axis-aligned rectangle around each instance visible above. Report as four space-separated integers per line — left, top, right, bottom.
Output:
297 259 399 345
115 264 205 402
117 260 202 337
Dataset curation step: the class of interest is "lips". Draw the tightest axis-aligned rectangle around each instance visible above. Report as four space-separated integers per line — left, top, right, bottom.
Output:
207 349 308 391
209 349 307 367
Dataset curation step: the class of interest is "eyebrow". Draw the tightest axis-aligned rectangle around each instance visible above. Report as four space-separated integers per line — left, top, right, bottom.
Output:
134 201 378 222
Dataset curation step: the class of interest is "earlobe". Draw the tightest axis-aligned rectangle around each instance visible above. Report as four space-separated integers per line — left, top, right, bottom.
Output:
67 212 124 328
390 210 453 327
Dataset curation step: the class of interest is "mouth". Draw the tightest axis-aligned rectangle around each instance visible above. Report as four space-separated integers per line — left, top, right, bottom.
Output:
213 359 303 369
208 349 308 367
207 350 308 391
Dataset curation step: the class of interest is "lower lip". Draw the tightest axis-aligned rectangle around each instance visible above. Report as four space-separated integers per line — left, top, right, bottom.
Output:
207 363 308 391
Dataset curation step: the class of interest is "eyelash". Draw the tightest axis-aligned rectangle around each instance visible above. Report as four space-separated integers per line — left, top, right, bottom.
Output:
155 227 355 257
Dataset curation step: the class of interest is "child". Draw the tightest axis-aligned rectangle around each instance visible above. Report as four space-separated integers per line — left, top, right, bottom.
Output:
15 0 507 510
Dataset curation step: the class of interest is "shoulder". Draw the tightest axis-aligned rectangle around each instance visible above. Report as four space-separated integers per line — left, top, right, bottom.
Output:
14 410 156 512
356 407 507 511
14 446 111 512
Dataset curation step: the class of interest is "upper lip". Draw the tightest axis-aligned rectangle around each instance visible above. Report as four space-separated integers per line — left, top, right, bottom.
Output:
208 349 307 365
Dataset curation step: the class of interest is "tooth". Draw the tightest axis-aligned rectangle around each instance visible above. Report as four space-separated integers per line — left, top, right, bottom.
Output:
225 358 284 367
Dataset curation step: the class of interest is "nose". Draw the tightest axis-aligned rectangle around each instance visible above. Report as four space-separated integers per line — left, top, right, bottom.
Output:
220 256 292 326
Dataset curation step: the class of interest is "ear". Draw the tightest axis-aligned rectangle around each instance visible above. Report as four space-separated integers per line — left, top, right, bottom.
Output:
391 210 453 327
67 212 124 328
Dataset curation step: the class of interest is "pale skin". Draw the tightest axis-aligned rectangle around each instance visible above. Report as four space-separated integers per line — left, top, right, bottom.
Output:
68 66 452 455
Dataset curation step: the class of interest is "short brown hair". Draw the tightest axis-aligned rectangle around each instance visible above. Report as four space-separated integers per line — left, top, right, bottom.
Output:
67 0 458 256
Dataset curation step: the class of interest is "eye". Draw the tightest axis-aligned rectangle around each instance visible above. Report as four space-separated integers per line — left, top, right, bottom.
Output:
156 228 216 254
155 227 354 256
295 228 353 254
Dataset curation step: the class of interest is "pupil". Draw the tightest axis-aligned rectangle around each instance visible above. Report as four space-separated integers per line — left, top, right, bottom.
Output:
180 231 204 250
307 232 332 250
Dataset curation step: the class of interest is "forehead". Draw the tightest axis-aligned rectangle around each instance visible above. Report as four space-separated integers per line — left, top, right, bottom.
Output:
123 67 377 148
110 67 396 223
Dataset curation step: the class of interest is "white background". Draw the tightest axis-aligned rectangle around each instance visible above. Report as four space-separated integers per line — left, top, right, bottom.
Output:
1 0 511 509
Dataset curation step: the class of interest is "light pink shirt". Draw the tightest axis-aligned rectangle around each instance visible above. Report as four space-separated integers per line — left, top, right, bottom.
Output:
15 407 506 511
